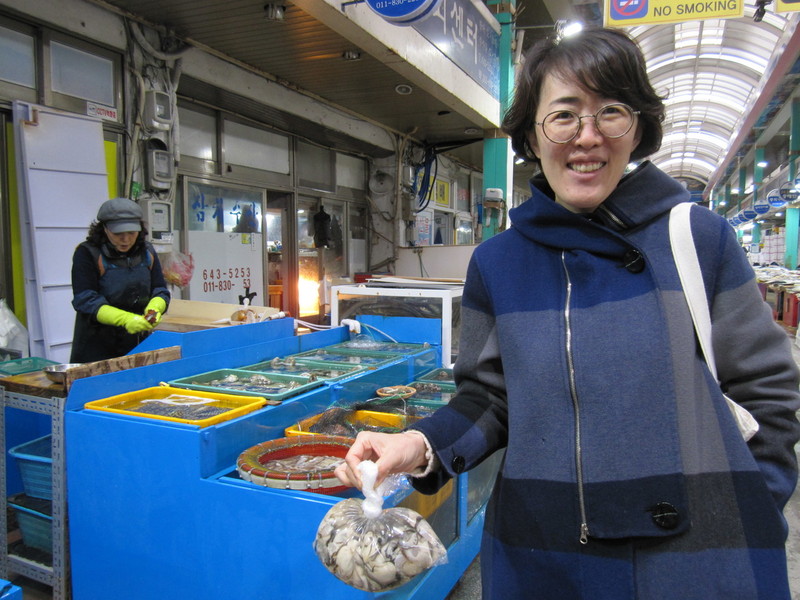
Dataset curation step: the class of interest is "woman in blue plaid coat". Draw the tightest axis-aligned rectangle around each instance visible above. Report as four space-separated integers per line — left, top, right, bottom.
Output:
337 27 800 599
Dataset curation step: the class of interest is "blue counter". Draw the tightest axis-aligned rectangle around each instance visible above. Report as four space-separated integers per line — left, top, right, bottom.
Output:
63 319 488 599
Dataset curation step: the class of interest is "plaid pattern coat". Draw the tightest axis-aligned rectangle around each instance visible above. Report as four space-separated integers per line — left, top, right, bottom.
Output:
411 161 800 599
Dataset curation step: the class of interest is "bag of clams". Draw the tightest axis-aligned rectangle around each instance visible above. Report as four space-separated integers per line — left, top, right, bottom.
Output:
314 460 447 592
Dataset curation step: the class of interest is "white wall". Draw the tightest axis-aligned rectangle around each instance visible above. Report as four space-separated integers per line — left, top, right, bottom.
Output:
394 245 476 280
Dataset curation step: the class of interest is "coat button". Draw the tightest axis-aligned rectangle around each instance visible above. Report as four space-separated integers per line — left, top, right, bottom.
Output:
650 502 679 529
623 249 645 273
451 456 466 473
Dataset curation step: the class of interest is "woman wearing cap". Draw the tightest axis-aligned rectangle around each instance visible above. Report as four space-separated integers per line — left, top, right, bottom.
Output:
70 197 170 363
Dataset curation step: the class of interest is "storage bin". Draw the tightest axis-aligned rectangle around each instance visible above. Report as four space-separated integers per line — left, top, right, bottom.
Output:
8 494 52 553
416 367 454 384
408 381 457 407
239 359 364 382
290 348 401 367
84 386 267 427
169 369 321 403
327 341 432 355
0 357 59 377
286 409 420 438
8 435 52 500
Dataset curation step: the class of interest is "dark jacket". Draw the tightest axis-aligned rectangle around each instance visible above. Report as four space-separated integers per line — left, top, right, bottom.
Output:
411 161 800 599
70 239 170 363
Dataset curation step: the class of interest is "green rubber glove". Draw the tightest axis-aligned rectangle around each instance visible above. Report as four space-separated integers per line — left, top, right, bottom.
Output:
96 305 153 334
144 297 167 325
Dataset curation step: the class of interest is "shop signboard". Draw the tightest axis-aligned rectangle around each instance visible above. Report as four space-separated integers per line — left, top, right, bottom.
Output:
365 0 442 23
755 193 775 214
742 209 758 220
412 0 500 99
778 181 796 204
777 0 800 13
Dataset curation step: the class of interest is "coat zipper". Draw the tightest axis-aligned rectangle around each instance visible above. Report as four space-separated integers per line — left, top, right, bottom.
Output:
561 251 590 545
596 204 626 230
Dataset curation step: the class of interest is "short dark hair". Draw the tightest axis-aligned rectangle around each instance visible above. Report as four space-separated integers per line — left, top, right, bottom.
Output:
501 27 666 166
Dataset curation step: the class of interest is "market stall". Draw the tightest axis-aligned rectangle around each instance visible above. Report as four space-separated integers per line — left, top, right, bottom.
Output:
52 317 492 599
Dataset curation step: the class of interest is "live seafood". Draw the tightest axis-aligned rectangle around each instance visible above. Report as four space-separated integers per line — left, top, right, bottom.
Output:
314 461 446 591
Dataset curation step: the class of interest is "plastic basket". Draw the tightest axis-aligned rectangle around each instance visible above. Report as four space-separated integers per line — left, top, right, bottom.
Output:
239 359 365 382
290 348 401 367
327 341 432 355
8 435 52 500
169 369 321 403
84 386 267 427
8 495 52 553
286 409 420 438
408 381 457 406
416 367 454 384
0 357 59 377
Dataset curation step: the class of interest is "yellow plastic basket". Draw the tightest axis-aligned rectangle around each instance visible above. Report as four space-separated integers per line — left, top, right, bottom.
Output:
84 386 267 427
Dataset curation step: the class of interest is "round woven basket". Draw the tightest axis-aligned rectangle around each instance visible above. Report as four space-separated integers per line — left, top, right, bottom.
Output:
376 385 416 399
236 435 352 494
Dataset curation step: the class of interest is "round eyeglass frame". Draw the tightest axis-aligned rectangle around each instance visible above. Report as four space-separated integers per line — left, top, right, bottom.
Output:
534 103 640 144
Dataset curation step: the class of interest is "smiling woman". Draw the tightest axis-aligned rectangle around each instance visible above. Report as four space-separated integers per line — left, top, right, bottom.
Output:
333 26 800 600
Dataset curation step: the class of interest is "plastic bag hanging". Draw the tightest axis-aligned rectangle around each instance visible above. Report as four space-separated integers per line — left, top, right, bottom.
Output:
314 460 447 592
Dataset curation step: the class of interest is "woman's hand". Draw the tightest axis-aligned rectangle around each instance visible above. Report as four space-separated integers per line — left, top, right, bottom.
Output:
335 431 429 490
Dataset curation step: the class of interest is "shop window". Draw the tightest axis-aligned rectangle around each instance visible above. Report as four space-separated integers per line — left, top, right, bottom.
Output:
223 118 289 175
44 32 121 119
297 140 335 192
178 105 217 174
0 24 35 88
50 41 114 105
336 152 366 191
0 19 36 102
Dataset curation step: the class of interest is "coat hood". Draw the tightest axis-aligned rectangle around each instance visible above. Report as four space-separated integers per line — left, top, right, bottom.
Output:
508 161 691 256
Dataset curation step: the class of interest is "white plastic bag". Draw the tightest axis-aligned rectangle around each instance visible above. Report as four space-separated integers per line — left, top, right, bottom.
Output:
0 299 28 359
314 461 447 592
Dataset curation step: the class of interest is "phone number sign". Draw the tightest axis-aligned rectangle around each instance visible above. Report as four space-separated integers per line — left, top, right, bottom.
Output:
605 0 743 26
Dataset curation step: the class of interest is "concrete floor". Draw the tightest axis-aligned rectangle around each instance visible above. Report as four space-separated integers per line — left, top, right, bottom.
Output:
9 331 800 600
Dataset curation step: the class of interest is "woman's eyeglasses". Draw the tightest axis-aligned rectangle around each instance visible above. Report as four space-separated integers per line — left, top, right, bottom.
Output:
535 103 639 144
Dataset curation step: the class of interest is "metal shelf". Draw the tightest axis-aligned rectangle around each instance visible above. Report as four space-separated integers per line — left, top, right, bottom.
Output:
0 386 69 599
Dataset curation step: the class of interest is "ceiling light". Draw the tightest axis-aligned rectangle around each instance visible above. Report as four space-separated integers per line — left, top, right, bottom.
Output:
342 50 361 61
394 84 413 95
515 157 526 165
757 160 768 168
264 4 286 21
464 127 481 135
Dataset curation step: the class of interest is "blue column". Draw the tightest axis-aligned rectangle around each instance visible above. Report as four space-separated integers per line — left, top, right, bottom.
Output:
482 1 515 240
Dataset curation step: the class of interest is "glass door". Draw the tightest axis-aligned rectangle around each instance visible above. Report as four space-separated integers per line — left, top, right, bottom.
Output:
265 191 293 312
297 196 322 321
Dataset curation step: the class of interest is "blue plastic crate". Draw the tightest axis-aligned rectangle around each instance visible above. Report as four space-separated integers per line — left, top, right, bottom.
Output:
8 497 52 553
8 435 52 500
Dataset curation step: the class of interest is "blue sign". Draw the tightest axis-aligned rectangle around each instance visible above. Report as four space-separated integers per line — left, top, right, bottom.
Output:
756 193 775 214
366 0 442 24
743 209 757 221
412 0 500 99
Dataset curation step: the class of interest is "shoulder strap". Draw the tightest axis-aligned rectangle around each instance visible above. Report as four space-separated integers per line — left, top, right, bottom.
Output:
669 202 718 379
669 203 760 441
81 242 106 277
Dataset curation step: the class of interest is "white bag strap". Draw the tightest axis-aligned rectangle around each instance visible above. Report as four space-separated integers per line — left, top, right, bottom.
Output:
669 202 719 381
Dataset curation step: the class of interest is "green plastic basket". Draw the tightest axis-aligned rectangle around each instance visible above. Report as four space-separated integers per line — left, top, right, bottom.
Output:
0 357 59 376
239 359 365 382
169 369 322 403
290 348 401 367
